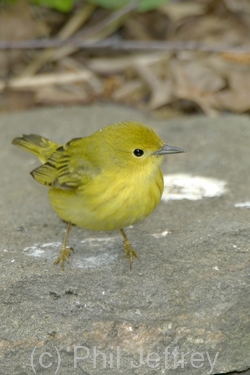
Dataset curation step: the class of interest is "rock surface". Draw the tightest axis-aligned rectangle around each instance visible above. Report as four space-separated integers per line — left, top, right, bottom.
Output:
0 105 250 375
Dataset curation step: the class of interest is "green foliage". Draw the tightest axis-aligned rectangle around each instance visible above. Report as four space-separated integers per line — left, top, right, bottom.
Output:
86 0 169 11
0 0 169 13
30 0 74 12
0 0 18 4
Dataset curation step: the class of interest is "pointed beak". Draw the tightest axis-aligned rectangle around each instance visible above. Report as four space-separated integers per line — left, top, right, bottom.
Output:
153 144 186 155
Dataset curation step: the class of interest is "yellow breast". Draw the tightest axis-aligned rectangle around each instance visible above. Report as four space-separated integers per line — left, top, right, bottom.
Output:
49 168 164 231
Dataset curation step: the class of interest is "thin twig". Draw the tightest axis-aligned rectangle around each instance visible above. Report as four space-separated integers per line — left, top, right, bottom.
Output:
1 39 250 53
0 71 97 92
18 0 139 78
19 3 96 77
51 0 139 62
73 0 140 40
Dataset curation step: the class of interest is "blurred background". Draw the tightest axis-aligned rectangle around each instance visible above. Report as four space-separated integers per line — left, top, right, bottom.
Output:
0 0 250 118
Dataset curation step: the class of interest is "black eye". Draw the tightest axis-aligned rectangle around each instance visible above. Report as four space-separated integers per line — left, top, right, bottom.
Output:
133 149 144 157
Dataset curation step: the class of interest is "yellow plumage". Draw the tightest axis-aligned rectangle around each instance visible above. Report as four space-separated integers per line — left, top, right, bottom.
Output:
12 121 184 269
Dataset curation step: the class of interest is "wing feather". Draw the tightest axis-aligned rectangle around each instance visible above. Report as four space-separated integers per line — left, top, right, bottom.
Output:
31 138 95 190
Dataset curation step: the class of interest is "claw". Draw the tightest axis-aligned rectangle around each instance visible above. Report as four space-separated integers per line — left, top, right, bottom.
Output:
54 247 74 269
120 228 140 269
123 240 140 270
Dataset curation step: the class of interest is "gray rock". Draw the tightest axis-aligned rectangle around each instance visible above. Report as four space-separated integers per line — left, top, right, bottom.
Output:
0 105 250 375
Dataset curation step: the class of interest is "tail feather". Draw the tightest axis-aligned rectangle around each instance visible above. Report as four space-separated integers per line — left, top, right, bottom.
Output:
12 134 59 163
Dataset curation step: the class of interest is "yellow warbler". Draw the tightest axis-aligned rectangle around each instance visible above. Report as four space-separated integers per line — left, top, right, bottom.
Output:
12 122 185 269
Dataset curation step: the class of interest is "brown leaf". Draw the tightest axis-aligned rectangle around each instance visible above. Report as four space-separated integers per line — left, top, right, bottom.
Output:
173 16 247 45
35 86 90 105
134 62 174 109
181 60 225 92
170 60 220 117
0 1 49 41
215 71 250 112
221 52 250 65
123 12 170 40
112 80 140 100
0 1 49 77
160 2 206 22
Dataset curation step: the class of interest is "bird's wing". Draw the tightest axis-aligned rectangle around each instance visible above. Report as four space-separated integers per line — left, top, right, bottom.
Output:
31 138 95 189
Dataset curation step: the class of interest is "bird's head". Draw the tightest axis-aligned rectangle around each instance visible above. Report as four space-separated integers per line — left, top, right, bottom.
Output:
98 121 185 172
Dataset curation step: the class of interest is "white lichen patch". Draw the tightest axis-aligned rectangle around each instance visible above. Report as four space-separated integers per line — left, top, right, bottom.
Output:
234 201 250 208
23 242 61 257
152 230 169 238
23 238 118 268
162 174 227 201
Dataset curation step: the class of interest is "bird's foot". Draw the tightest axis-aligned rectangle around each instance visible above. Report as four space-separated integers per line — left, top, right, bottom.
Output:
54 247 74 269
123 240 140 270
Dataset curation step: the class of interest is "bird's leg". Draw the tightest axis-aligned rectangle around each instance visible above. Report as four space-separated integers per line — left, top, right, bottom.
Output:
54 222 74 269
120 229 140 270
